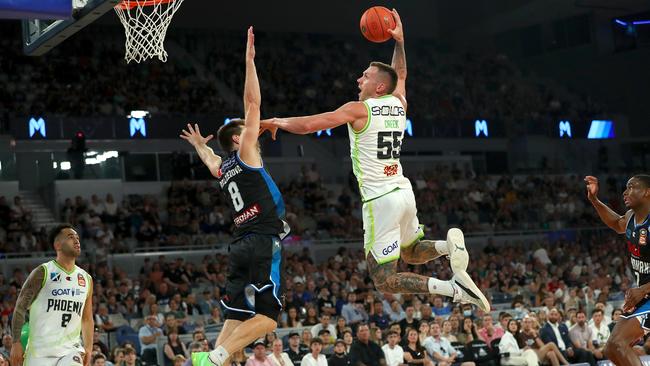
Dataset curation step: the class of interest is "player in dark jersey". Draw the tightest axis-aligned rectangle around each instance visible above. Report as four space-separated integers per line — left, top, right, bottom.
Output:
586 174 650 366
181 27 289 366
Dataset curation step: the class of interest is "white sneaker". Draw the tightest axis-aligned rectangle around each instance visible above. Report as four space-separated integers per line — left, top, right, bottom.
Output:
452 271 491 312
447 228 469 273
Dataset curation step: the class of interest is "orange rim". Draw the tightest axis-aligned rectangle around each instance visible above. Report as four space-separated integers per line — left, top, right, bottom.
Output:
116 0 175 10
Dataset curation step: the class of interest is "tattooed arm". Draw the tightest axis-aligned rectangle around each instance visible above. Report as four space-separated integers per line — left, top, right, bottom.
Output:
10 266 45 366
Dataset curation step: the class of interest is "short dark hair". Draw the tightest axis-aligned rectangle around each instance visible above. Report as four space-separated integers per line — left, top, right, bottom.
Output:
310 337 323 346
591 308 604 317
217 119 245 152
369 62 398 94
49 224 75 249
632 174 650 188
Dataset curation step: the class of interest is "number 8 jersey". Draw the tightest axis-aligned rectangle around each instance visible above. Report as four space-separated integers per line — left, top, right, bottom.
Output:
349 95 413 202
216 151 290 240
26 260 91 359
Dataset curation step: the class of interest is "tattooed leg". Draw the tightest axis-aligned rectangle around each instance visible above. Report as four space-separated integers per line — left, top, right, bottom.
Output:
368 255 431 293
401 240 446 265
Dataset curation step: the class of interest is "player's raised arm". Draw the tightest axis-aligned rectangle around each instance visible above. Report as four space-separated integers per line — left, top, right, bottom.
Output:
180 123 222 178
387 8 407 107
260 101 367 139
238 26 263 167
10 266 45 366
585 175 630 234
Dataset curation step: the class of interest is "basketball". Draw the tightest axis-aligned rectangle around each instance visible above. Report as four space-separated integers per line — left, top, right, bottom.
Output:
360 6 396 43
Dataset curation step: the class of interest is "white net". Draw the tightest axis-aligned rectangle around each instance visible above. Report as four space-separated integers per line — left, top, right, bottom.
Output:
114 0 185 63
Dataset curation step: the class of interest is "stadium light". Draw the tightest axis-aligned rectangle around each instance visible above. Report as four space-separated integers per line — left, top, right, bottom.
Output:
316 129 332 137
60 161 71 170
587 120 615 139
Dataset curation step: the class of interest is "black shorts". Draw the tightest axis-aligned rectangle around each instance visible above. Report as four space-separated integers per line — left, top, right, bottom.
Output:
221 233 283 321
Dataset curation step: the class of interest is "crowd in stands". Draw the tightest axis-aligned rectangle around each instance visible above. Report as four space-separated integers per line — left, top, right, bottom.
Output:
0 23 606 137
0 170 628 255
0 224 642 365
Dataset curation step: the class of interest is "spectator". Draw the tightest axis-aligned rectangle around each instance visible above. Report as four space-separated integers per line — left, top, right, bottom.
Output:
343 331 354 354
498 319 538 366
568 310 602 360
440 321 457 343
498 313 513 331
269 338 294 366
349 324 385 366
285 332 309 366
0 351 6 366
311 314 337 339
457 317 478 345
302 338 328 366
163 330 189 366
329 339 352 366
342 293 368 328
182 342 203 366
92 353 107 366
96 304 117 332
431 297 451 318
335 317 348 339
302 329 314 349
385 300 405 323
369 302 390 330
589 309 609 350
478 314 504 346
417 323 429 345
173 355 186 366
207 306 223 325
370 327 384 347
518 316 569 366
608 309 623 333
381 330 404 366
139 315 163 365
283 307 303 328
422 324 470 366
0 335 11 359
317 287 337 317
398 305 419 337
247 340 275 366
120 347 143 366
540 308 596 366
112 347 126 366
304 307 320 326
318 329 336 349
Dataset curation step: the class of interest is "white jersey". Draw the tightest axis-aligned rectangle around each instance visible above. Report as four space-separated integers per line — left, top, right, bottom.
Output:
25 260 91 359
348 95 412 202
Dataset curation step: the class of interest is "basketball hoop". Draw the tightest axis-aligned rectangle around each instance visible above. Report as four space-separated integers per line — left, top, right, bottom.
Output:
114 0 185 63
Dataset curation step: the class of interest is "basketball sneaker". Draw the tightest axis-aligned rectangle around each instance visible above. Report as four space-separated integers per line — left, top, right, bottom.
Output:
452 271 491 312
447 228 469 273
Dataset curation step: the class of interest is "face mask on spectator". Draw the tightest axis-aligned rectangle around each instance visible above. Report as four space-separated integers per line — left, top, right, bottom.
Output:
463 310 472 317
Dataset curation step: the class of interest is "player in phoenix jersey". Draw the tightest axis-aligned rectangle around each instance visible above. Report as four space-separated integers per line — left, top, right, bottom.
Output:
260 9 489 312
10 224 94 366
587 174 650 366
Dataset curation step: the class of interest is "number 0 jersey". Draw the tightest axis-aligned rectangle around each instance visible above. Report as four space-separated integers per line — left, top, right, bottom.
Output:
348 95 413 202
26 260 91 359
216 151 290 240
625 213 650 287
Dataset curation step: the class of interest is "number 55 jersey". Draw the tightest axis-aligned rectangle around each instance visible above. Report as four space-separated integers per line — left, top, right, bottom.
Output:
26 260 91 360
348 94 413 203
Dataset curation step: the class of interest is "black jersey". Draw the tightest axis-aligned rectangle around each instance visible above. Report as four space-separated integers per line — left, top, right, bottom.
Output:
625 213 650 286
216 151 289 239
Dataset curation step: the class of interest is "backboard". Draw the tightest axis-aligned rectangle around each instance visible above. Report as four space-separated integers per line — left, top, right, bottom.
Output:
19 0 119 56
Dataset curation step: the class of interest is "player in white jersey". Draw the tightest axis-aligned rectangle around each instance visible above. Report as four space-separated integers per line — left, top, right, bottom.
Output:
10 224 94 366
260 9 489 311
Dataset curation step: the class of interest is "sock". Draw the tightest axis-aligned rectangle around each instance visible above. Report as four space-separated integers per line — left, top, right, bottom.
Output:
428 278 455 297
208 345 230 366
434 240 449 255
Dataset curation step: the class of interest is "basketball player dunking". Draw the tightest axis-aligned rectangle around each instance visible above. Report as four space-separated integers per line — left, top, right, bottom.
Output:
10 224 94 366
586 174 650 366
181 27 290 366
260 9 488 311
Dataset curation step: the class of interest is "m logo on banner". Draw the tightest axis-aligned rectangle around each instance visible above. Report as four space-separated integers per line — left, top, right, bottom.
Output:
28 117 46 138
475 120 488 137
559 121 572 138
129 118 146 137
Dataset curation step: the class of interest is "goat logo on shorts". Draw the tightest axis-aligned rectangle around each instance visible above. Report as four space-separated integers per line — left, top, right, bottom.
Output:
641 229 648 246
